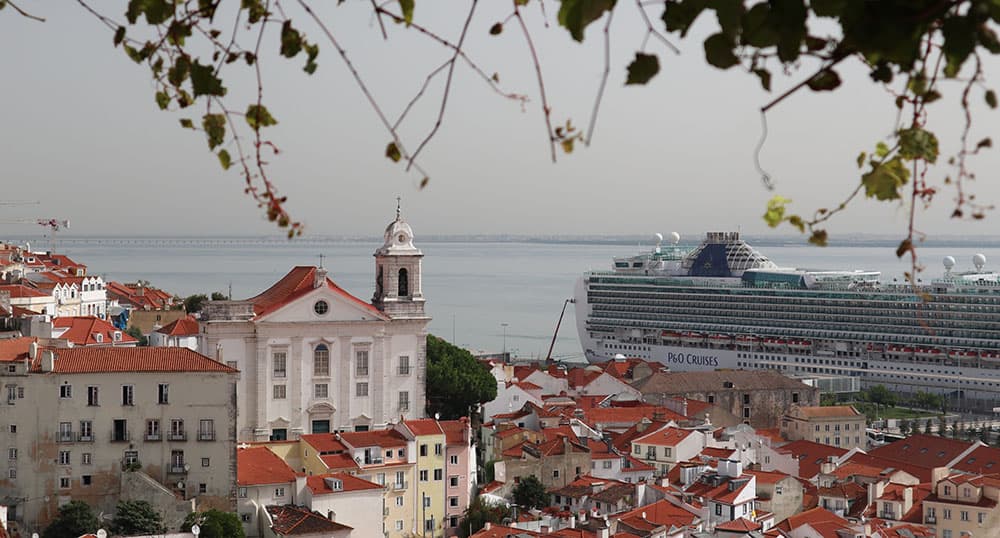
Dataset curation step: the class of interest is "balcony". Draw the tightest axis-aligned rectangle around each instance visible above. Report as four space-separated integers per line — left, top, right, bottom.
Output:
924 515 936 524
383 507 390 516
198 431 216 441
169 464 188 474
57 431 75 443
879 511 896 520
145 433 162 442
111 431 131 443
168 431 187 442
77 433 94 443
121 459 141 471
393 481 408 490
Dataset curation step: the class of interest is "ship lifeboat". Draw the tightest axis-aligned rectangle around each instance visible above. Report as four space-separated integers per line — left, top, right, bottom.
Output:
709 334 733 346
763 338 787 350
788 340 812 351
680 332 705 345
948 349 979 361
660 331 680 343
915 348 945 359
886 345 912 357
982 351 1000 362
735 335 759 348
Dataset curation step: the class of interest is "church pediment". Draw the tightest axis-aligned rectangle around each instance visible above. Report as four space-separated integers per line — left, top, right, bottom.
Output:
257 286 388 324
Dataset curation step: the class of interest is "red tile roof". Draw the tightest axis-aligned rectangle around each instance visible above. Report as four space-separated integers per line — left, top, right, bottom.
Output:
338 429 408 449
306 473 384 494
745 469 793 485
404 419 444 437
266 504 352 534
300 433 349 454
716 518 761 532
615 499 699 532
238 447 298 486
33 347 237 374
0 337 36 362
633 427 695 447
775 506 852 534
583 406 688 427
951 445 1000 476
0 284 49 298
52 316 137 346
868 434 975 471
440 419 469 445
775 440 848 479
155 316 199 336
248 266 385 319
319 453 360 472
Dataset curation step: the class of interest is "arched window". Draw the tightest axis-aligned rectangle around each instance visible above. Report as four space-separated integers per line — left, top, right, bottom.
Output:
314 344 330 376
398 268 409 297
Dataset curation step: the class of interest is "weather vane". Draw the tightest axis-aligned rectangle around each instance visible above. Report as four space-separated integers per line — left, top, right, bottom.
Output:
396 196 402 219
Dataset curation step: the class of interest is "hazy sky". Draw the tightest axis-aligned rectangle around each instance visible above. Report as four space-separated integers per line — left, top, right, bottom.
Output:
2 2 999 240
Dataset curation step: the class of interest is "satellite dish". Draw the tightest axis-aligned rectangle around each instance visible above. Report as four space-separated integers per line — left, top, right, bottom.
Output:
177 481 185 489
97 530 107 538
670 232 681 244
974 253 987 271
943 256 956 271
191 523 201 536
654 233 664 244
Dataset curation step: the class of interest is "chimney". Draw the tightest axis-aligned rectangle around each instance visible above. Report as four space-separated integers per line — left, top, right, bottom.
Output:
902 485 913 513
295 475 307 501
483 522 491 531
41 350 55 373
636 418 652 433
28 342 37 360
314 267 327 289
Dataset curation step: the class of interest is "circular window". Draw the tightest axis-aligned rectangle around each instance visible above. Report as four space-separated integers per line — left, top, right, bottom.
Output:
313 300 329 315
397 233 407 243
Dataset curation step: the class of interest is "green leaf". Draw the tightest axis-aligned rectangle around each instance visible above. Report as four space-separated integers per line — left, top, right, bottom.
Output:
870 63 893 84
155 91 170 110
245 104 278 130
218 150 232 170
399 0 414 26
898 127 939 163
862 157 910 201
807 69 841 92
167 56 191 87
986 90 998 109
385 141 402 162
303 43 319 74
787 214 805 233
875 141 890 158
810 0 845 17
489 22 503 35
114 26 126 47
280 20 303 58
774 0 807 63
856 151 866 169
242 0 267 23
557 0 617 42
190 61 226 97
703 33 739 69
942 16 976 77
763 195 791 228
712 0 743 40
179 118 195 129
741 3 779 48
625 53 659 85
202 113 226 150
661 0 707 38
752 68 771 91
808 229 828 247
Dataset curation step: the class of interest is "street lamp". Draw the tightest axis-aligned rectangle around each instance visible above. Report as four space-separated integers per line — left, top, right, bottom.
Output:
501 323 509 361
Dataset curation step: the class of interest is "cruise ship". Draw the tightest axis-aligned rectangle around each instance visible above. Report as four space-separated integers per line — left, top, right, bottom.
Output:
574 231 1000 408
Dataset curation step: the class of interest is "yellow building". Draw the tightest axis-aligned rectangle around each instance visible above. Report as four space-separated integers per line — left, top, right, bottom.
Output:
399 419 448 537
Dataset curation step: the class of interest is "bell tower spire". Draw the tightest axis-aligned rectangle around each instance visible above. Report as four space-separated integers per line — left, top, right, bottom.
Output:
373 200 426 319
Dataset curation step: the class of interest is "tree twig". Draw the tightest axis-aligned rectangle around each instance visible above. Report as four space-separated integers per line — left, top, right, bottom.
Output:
5 0 45 22
513 1 556 162
585 10 614 146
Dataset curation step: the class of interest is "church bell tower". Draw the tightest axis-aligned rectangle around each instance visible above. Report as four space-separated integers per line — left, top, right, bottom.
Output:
373 199 426 318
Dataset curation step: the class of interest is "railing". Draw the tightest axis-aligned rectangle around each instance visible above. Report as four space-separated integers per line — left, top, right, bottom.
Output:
111 431 131 442
880 512 896 520
399 404 410 412
169 465 188 474
398 366 411 376
924 515 936 524
198 431 216 441
145 433 162 441
168 432 187 441
57 431 75 443
77 433 94 442
121 459 141 471
393 481 408 490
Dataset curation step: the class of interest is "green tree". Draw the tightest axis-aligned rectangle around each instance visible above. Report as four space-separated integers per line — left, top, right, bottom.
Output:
42 500 99 538
184 293 209 313
899 419 911 436
924 419 932 435
458 496 512 538
210 291 228 300
426 334 497 420
111 500 165 536
182 510 245 538
4 1 997 243
865 385 897 408
125 326 148 346
512 475 550 510
937 415 947 437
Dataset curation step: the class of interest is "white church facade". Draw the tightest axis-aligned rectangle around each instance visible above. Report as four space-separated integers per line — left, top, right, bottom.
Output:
200 208 430 441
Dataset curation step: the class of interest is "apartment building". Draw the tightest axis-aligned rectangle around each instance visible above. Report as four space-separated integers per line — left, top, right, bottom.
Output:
781 405 867 450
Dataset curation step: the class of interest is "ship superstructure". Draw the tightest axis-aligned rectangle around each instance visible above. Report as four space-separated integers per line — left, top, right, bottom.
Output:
575 232 1000 408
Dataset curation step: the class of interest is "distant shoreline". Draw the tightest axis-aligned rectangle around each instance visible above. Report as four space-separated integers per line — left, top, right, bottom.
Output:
6 233 1000 249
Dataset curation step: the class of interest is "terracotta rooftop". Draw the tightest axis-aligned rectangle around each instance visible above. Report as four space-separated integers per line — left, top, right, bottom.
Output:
633 426 695 447
615 499 699 533
300 433 348 454
775 440 848 479
0 336 36 362
52 316 138 346
306 472 384 494
338 429 408 449
440 418 470 445
266 504 352 534
238 446 298 486
792 405 861 418
155 316 199 336
32 347 237 374
404 418 444 437
247 266 385 319
951 445 1000 476
868 434 975 473
715 518 761 532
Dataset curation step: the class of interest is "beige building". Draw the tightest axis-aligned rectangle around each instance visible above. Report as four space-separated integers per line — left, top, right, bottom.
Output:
0 346 238 534
201 209 430 440
923 472 1000 537
781 405 866 450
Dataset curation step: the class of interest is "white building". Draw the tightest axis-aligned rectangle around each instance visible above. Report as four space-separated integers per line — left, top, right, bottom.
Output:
0 346 238 534
201 208 431 440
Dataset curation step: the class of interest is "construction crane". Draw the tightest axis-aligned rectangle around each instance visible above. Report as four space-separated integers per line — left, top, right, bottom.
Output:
0 218 70 252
